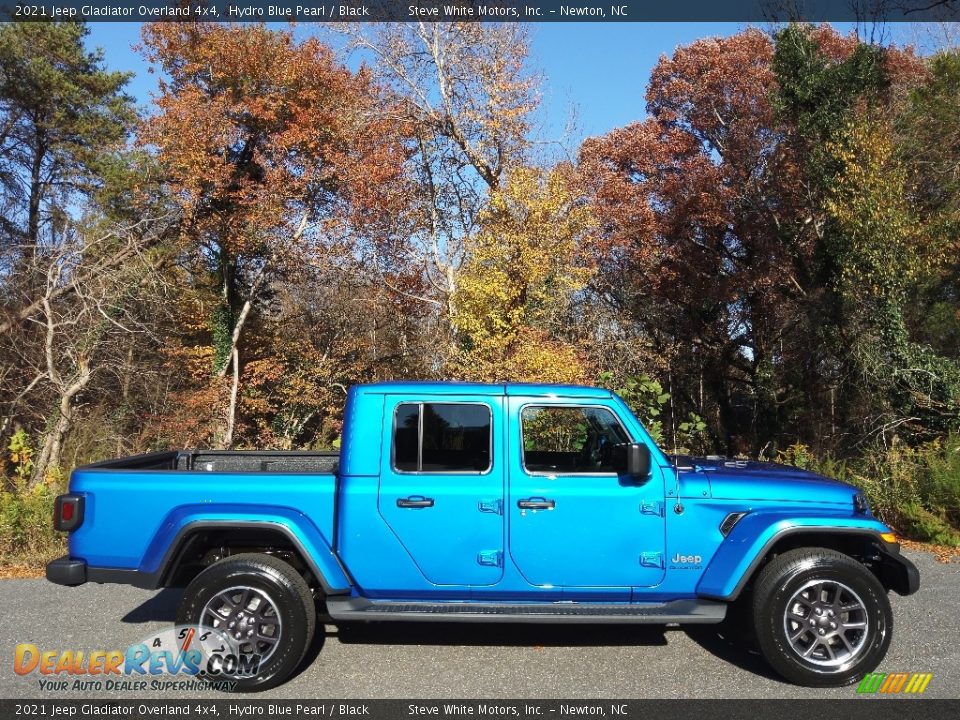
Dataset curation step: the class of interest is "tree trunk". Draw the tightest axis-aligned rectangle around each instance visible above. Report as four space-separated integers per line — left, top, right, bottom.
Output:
222 347 240 449
27 135 46 247
31 363 91 487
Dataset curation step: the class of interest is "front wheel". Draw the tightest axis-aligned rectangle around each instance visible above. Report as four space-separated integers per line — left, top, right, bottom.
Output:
176 553 316 692
752 547 892 687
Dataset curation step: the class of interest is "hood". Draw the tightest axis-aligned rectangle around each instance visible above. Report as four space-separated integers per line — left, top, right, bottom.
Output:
670 455 858 506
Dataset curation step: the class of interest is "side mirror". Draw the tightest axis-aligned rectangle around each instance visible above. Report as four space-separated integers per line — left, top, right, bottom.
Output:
611 442 651 480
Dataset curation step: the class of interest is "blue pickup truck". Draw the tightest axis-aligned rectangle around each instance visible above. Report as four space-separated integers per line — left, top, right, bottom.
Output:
47 382 918 691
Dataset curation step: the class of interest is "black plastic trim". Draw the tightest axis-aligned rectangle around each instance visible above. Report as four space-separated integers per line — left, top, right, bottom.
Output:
45 556 87 586
81 450 183 471
719 511 748 537
88 567 157 588
326 597 727 624
46 556 161 589
78 449 339 472
151 520 350 595
878 548 920 596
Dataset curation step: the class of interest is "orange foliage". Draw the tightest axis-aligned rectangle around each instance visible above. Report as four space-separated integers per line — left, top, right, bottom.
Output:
139 23 408 255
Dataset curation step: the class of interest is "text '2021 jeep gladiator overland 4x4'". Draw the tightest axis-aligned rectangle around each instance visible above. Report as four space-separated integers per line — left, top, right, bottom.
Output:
47 382 918 691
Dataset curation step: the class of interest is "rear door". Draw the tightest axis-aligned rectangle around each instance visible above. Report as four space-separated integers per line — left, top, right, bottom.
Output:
378 394 505 586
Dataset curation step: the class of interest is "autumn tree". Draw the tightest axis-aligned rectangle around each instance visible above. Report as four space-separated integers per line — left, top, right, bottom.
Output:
773 25 957 441
580 29 791 453
450 163 595 382
820 114 959 436
580 26 936 454
138 23 405 447
899 50 960 362
337 23 540 351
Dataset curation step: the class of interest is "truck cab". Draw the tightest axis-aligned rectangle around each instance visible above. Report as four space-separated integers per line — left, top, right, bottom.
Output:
47 382 919 691
340 382 669 599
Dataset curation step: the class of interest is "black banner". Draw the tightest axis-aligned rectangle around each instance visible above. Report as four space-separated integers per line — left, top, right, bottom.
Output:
3 0 960 22
2 700 960 720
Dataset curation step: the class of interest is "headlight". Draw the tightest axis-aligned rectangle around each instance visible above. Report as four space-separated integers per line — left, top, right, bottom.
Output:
854 492 871 515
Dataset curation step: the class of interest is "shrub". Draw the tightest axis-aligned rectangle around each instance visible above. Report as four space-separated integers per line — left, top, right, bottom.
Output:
1 431 66 567
0 480 65 565
779 436 960 546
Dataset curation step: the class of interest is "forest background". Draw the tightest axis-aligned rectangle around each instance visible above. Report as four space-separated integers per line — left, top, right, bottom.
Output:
1 20 959 570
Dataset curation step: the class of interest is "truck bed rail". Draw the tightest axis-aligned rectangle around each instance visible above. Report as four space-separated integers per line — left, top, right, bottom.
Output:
80 450 340 474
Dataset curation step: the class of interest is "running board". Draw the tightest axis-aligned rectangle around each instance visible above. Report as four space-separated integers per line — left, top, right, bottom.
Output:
325 597 726 624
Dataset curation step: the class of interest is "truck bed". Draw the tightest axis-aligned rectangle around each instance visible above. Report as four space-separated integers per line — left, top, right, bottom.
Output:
67 450 342 573
82 450 339 474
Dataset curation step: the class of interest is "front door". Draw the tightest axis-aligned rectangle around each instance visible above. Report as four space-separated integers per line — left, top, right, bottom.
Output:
378 395 505 586
507 398 667 593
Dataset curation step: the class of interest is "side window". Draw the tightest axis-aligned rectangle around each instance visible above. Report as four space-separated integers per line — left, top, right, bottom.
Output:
393 404 420 472
392 403 491 473
521 406 629 474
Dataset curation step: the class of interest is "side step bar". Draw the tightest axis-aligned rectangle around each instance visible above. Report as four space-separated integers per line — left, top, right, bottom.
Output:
326 597 726 624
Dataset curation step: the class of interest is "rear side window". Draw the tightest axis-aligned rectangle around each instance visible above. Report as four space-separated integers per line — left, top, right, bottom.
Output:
392 403 492 473
393 404 420 471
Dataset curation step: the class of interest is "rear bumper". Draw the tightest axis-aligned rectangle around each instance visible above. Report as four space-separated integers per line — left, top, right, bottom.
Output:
46 556 87 586
46 555 156 589
879 548 920 596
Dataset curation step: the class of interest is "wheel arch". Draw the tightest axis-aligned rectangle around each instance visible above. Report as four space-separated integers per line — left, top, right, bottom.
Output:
697 513 903 601
148 519 351 595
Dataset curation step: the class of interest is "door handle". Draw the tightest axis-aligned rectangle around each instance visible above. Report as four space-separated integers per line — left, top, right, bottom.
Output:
517 497 555 510
397 495 435 509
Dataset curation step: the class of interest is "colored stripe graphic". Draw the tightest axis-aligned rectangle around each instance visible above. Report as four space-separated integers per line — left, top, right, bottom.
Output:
907 673 933 694
856 672 932 695
881 672 909 693
857 673 885 693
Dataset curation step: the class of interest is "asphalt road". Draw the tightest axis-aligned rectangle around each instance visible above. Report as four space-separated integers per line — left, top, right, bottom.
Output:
2 549 957 700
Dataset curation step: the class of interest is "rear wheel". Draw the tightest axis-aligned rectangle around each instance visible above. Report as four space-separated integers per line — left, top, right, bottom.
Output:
752 547 892 687
176 552 316 692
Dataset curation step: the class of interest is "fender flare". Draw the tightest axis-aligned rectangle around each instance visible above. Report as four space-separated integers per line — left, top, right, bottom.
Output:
696 511 893 601
136 505 352 594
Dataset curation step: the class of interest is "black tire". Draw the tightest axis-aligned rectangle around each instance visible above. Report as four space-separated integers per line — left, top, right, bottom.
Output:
176 552 316 692
752 547 892 687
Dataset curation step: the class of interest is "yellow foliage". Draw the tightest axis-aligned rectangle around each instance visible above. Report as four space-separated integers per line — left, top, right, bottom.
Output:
825 115 939 297
450 164 595 383
449 328 588 384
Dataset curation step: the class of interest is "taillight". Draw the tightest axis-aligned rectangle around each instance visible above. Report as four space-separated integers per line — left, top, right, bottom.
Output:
54 494 84 532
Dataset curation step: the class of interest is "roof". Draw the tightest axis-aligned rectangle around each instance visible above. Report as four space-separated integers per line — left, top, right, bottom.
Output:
353 381 612 399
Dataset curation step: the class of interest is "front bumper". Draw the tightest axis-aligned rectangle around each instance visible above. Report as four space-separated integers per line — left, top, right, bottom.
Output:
879 548 920 596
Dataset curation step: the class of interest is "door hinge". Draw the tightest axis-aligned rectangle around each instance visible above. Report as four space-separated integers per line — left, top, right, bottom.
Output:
478 498 503 515
640 501 664 517
477 550 503 567
640 551 664 569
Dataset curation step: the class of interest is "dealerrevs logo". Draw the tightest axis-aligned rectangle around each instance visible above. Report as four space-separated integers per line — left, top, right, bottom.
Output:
856 672 933 695
13 625 260 692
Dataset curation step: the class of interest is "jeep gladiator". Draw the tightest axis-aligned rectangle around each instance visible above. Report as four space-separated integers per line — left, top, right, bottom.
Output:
46 382 919 691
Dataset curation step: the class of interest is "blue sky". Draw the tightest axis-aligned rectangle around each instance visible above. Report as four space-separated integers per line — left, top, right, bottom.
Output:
85 22 919 145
